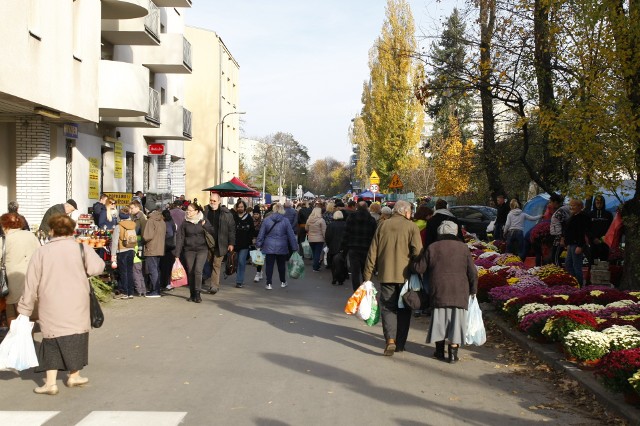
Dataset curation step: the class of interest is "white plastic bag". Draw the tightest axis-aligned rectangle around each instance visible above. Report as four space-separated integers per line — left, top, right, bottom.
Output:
0 315 39 371
322 246 329 266
250 249 265 266
465 296 486 346
356 281 376 321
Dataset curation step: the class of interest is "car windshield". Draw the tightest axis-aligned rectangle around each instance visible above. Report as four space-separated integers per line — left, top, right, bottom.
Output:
476 206 497 219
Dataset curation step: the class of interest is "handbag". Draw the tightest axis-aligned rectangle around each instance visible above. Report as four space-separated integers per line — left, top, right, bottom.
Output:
204 229 216 252
402 274 426 310
224 251 238 276
79 243 104 328
1 235 8 297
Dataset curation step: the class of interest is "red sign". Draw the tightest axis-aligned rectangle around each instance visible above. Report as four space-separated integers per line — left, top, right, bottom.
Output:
148 143 165 155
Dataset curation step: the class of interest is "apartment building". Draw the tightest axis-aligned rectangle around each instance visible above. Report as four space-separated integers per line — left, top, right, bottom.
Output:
0 0 193 227
184 27 241 201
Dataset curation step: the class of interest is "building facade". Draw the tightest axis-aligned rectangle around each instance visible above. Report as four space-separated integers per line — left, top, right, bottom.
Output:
184 27 241 201
0 0 193 227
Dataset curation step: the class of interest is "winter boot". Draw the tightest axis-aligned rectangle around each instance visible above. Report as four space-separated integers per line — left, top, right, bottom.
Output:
195 291 202 303
448 344 459 364
434 341 445 360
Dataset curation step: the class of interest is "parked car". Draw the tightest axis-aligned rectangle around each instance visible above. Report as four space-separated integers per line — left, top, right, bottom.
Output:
448 205 497 240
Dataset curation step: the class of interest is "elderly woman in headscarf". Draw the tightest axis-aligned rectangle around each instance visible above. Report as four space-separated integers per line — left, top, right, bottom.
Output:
412 220 477 364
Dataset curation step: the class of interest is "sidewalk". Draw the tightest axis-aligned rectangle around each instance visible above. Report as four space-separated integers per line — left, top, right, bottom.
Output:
485 305 640 425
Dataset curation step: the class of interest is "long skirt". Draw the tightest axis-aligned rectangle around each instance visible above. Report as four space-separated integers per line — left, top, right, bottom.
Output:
427 308 467 345
35 332 89 373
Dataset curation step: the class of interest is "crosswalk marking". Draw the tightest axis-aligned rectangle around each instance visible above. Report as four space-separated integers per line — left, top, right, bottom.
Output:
75 411 187 425
0 411 59 426
0 411 187 426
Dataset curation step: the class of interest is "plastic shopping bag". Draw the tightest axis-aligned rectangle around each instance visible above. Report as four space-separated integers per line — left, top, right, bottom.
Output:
250 249 265 266
0 315 39 371
465 296 487 346
322 246 329 266
365 297 380 326
288 252 306 279
171 258 186 280
345 282 369 315
301 238 312 260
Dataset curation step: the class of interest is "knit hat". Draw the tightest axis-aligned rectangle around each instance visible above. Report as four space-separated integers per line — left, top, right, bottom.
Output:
66 199 78 210
253 205 261 214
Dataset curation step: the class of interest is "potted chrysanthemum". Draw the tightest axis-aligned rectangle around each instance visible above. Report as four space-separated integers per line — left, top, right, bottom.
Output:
602 325 640 351
541 310 598 342
562 329 610 364
595 348 640 403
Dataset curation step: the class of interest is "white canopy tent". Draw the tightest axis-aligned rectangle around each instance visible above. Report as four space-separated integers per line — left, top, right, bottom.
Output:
303 191 315 198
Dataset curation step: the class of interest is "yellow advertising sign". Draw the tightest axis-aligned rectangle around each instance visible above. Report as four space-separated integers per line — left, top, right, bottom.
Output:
388 173 404 189
88 157 100 199
369 170 380 185
114 142 123 179
104 192 132 207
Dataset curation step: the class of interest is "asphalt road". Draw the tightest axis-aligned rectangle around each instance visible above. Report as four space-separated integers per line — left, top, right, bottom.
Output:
0 261 604 425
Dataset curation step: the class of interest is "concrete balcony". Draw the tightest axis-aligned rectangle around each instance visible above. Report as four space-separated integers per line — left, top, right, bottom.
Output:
98 60 149 118
101 0 148 19
144 104 192 140
152 0 192 7
101 1 160 45
101 87 161 128
130 34 192 74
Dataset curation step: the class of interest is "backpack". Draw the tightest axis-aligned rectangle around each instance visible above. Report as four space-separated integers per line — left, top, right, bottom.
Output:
120 222 138 248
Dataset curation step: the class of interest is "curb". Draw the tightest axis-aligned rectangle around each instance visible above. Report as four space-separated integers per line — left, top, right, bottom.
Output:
485 308 640 425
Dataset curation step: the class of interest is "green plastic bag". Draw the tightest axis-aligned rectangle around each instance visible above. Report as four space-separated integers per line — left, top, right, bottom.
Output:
288 252 306 279
365 295 380 326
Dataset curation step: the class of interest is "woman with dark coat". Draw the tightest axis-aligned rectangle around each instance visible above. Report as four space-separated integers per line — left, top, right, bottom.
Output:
324 210 347 285
256 203 298 290
233 199 255 288
159 209 177 293
413 220 478 364
173 203 215 303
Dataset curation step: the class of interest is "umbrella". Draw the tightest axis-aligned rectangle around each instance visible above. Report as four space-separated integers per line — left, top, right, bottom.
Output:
203 177 260 197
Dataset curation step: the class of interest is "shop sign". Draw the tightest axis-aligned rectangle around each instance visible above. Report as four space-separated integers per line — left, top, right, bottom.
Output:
88 157 100 199
148 143 165 155
64 123 78 139
104 192 132 206
114 142 123 179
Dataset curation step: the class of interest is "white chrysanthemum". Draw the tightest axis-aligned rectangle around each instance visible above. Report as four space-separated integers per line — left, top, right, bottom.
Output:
579 304 606 312
551 305 582 312
564 329 611 348
602 325 640 351
606 300 638 309
517 303 552 321
478 251 499 259
489 265 509 273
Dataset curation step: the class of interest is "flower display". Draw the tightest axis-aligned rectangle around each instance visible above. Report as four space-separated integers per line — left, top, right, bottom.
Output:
542 273 579 288
519 310 557 339
495 253 524 266
602 325 640 351
563 329 611 361
529 221 553 244
517 303 552 321
503 294 569 318
629 370 640 395
595 348 640 393
477 272 508 302
531 264 567 279
542 310 598 342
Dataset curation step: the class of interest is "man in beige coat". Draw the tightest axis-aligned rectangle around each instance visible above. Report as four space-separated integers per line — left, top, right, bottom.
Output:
142 210 166 297
363 200 422 356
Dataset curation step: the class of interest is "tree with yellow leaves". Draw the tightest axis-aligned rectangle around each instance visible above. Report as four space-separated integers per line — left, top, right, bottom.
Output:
361 0 425 187
433 114 475 196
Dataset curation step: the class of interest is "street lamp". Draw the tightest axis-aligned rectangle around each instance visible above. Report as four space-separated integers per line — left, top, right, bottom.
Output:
219 111 246 184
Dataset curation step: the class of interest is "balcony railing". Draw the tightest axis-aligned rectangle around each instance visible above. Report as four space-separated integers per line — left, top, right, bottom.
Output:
144 1 160 43
183 37 192 71
147 87 160 124
183 108 192 138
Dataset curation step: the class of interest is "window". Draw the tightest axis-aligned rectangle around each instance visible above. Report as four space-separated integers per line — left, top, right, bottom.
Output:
65 140 74 200
126 152 134 193
161 87 166 105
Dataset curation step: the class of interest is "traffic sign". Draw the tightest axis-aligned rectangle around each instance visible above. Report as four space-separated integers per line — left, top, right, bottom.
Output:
369 170 380 185
370 184 379 193
388 173 404 189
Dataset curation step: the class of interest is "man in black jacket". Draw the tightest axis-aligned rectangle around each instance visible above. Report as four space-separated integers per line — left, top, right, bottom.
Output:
342 204 377 291
202 193 236 294
493 194 509 240
588 195 613 262
424 199 462 247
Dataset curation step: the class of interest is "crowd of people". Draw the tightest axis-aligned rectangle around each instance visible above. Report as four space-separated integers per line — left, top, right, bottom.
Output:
0 189 622 395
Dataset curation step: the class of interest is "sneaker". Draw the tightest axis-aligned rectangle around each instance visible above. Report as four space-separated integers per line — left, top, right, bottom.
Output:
128 295 134 299
146 292 161 298
254 273 260 282
235 283 243 288
281 282 288 288
265 284 272 290
258 272 263 280
117 294 129 300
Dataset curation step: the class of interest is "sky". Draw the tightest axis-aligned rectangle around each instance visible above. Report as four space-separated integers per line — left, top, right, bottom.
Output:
185 0 463 164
